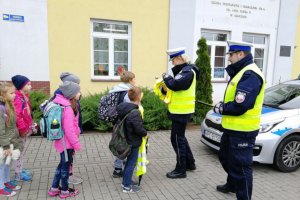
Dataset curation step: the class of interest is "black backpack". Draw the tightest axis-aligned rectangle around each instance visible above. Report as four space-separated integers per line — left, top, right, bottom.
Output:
109 109 138 160
98 92 121 123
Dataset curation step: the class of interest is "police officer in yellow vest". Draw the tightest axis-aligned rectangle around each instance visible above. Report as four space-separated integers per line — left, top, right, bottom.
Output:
213 41 265 200
162 47 199 179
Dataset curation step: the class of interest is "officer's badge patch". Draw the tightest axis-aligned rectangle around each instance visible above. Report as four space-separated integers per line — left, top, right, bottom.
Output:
175 74 183 80
235 91 246 103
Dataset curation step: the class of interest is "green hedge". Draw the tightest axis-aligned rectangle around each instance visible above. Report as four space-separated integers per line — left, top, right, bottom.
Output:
29 88 172 132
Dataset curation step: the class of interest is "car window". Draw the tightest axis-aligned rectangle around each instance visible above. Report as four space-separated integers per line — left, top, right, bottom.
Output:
264 84 300 109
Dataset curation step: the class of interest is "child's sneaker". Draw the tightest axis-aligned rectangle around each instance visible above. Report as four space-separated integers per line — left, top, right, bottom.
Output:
48 187 60 197
22 169 33 177
122 185 141 193
15 172 32 182
68 175 83 185
0 187 16 197
121 180 139 188
59 188 79 198
113 170 123 178
4 181 21 191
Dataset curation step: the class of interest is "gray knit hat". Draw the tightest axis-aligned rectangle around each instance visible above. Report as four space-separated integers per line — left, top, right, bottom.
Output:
60 72 80 84
59 81 80 99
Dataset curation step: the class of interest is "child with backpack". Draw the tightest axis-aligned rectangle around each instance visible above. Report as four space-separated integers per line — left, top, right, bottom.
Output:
116 87 147 193
110 71 136 178
55 72 83 185
98 70 136 177
11 75 37 182
47 81 82 198
0 82 23 197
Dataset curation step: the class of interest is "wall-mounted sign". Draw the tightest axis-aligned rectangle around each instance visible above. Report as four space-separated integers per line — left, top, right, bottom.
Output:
3 14 24 22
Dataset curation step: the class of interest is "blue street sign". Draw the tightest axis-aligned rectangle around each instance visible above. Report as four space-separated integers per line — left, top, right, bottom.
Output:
3 14 24 22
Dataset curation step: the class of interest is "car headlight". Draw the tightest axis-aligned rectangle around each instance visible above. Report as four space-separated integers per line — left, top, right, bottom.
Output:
259 119 284 133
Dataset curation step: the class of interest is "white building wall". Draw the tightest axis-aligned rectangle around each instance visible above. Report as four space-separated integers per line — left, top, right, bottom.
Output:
169 0 299 103
273 0 300 84
0 0 49 81
167 0 196 73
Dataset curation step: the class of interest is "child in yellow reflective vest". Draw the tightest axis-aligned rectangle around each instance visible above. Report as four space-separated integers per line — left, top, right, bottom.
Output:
135 101 149 178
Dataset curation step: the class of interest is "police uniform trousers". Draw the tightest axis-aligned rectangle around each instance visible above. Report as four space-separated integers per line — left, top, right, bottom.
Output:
170 120 195 172
219 130 258 200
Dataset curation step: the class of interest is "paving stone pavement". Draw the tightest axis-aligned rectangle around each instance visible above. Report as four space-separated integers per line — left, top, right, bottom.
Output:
3 127 300 200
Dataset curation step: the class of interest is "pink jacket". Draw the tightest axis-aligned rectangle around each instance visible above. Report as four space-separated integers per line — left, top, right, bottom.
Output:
14 90 33 137
53 94 81 153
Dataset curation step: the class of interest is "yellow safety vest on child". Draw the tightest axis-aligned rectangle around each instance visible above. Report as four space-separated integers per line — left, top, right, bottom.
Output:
135 104 149 177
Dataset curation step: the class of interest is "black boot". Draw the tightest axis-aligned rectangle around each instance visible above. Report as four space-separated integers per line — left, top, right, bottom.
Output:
166 170 186 179
186 164 196 171
216 184 236 193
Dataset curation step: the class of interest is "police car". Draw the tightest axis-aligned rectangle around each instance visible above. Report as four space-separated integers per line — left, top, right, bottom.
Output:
200 77 300 172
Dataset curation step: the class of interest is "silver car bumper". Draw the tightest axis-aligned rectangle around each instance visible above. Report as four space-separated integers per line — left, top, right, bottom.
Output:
200 120 279 164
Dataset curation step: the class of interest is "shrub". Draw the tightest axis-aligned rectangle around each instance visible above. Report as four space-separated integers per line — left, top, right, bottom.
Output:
30 88 171 133
29 91 49 123
80 92 112 132
193 37 213 124
80 88 171 132
142 88 171 131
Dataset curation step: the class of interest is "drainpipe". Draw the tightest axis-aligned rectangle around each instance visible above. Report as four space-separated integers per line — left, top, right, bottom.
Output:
272 0 282 85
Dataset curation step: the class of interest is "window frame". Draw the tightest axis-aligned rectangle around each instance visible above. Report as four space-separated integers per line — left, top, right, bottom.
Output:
201 30 229 82
242 33 268 75
90 20 132 81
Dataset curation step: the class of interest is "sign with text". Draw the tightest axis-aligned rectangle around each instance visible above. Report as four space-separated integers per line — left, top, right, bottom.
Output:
3 14 25 22
200 0 279 29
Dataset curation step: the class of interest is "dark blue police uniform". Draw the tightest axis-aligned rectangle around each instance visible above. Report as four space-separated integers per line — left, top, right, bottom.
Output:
216 53 263 200
163 63 200 178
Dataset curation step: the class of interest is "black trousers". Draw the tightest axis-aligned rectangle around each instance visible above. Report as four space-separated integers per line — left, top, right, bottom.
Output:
170 120 195 172
219 131 257 200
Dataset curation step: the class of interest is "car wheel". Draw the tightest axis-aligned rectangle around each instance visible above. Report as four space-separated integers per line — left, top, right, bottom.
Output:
274 135 300 172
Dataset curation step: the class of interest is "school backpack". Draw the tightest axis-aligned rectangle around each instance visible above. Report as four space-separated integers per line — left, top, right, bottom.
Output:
98 92 121 123
40 101 70 161
39 101 65 140
109 109 138 160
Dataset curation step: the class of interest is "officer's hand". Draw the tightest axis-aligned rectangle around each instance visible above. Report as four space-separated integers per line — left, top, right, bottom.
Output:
213 101 224 114
162 73 170 79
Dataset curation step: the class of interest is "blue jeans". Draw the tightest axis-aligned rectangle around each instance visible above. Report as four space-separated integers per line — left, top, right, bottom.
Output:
114 157 124 169
51 149 74 191
0 163 10 189
122 147 139 187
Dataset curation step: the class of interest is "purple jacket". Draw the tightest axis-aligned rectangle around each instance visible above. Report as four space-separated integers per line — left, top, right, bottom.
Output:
52 94 81 153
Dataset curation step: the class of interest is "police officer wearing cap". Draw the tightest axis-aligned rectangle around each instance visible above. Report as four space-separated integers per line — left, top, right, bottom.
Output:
213 41 265 200
162 47 199 179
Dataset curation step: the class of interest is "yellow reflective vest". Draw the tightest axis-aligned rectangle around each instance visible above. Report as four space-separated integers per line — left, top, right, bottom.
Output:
154 78 172 104
222 63 265 131
168 70 196 114
135 105 149 176
135 135 149 176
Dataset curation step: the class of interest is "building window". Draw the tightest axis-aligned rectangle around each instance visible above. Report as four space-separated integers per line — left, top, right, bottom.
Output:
201 31 229 80
91 20 131 80
242 34 268 72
